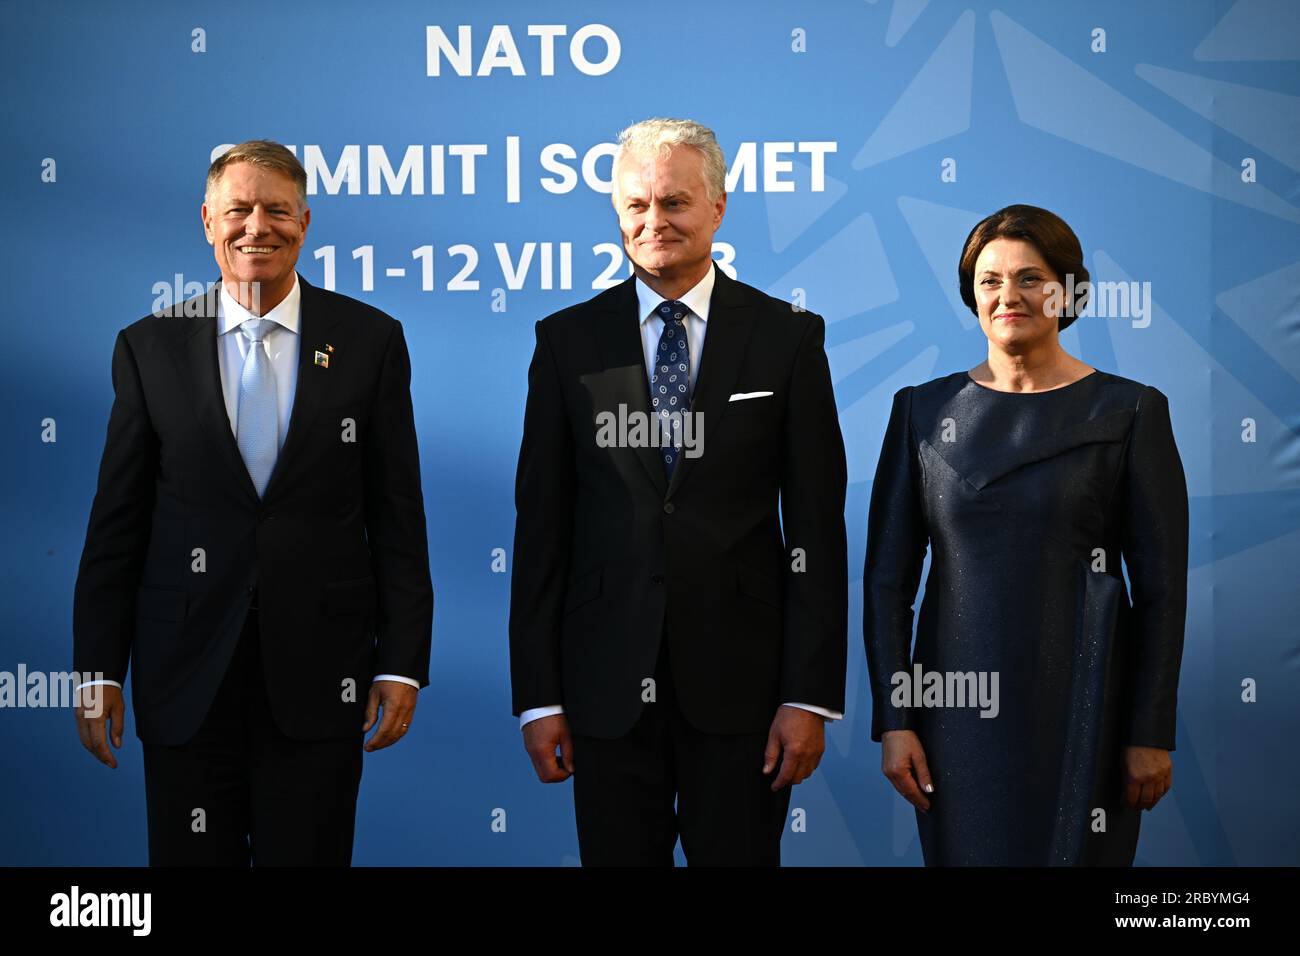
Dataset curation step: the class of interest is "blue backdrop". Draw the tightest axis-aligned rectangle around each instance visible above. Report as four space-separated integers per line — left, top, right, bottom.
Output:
2 0 1297 865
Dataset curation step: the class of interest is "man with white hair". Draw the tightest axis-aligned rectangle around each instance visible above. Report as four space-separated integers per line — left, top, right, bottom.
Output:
510 118 847 865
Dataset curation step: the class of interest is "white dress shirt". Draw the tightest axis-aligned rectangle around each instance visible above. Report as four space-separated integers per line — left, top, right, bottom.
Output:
519 268 843 728
76 274 417 694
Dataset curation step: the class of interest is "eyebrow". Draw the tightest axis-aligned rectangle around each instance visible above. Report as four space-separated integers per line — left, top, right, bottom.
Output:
624 191 690 204
225 198 292 208
978 266 1044 276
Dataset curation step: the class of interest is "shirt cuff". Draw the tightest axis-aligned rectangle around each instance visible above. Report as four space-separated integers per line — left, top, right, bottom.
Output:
372 674 420 689
520 705 564 729
74 679 122 693
784 702 843 721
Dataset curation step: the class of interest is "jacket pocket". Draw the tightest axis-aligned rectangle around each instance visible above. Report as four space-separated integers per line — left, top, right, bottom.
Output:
736 566 784 610
563 568 602 616
136 586 187 623
324 576 376 616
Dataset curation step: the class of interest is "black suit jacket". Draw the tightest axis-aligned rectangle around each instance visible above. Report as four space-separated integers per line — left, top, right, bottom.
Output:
509 265 848 739
73 273 434 745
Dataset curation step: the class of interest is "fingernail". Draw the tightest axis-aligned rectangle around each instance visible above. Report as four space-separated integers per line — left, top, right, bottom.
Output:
924 784 934 793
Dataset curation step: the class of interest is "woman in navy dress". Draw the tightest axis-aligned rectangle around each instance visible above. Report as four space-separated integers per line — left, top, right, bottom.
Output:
864 205 1188 865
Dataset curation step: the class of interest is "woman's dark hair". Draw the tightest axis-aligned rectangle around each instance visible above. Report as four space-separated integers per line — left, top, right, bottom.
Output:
958 204 1090 331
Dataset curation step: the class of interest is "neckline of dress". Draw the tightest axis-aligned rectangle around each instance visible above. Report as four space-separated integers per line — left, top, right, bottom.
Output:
964 369 1100 395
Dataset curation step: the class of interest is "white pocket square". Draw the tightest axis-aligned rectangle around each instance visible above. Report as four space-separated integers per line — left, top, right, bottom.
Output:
729 391 774 402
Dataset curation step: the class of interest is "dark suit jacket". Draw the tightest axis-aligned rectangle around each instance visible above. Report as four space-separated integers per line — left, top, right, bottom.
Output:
509 265 848 739
73 273 434 746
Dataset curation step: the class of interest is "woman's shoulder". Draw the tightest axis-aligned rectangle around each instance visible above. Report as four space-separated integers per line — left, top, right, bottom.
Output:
1085 370 1171 408
897 371 971 403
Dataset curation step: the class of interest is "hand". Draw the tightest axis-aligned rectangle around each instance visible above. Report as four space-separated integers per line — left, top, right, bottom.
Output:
363 680 418 752
881 729 933 812
522 714 573 783
1124 745 1172 810
75 684 126 769
762 705 826 791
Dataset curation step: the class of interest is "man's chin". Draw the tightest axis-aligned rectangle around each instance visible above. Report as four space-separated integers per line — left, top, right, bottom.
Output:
630 255 678 275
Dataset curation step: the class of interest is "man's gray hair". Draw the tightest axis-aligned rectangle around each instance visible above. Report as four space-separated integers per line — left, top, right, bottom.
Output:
612 118 727 203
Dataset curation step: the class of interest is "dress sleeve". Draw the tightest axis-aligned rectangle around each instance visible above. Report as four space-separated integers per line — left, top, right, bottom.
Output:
863 386 930 742
1119 386 1189 750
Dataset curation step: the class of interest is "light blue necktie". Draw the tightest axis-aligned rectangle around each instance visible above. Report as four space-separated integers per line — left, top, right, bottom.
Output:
236 318 279 498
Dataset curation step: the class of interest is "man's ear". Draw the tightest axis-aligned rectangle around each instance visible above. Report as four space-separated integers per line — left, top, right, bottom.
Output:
201 204 214 244
714 191 727 229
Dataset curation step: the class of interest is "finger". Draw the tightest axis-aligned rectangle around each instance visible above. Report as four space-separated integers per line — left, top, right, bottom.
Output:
762 727 781 775
364 700 403 752
87 718 116 769
362 684 381 733
558 726 574 777
915 749 935 796
109 697 125 749
527 738 565 783
1125 777 1142 810
887 765 928 812
1138 781 1156 811
771 749 800 791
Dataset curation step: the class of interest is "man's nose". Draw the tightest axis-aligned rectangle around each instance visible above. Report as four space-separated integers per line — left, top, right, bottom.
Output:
244 207 269 235
644 201 666 231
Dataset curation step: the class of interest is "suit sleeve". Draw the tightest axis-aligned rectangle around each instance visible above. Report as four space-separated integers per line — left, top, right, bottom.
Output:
863 386 929 742
778 313 848 712
363 320 434 685
508 321 575 716
1120 386 1188 750
72 330 159 683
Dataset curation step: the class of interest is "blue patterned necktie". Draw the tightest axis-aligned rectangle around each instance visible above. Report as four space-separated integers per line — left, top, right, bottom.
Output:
236 318 279 497
651 300 691 479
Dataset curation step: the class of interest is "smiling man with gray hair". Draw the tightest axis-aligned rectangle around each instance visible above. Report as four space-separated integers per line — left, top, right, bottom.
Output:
510 117 848 865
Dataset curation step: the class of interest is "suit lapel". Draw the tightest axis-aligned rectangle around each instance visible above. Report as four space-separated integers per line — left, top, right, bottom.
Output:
591 277 668 498
176 274 342 505
177 282 260 504
263 274 342 502
666 267 755 499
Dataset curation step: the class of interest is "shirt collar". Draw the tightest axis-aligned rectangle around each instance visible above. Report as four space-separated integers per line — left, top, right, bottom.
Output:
217 272 301 335
635 263 716 326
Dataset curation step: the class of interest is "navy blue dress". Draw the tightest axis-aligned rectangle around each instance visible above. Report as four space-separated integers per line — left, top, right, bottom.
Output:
864 370 1188 865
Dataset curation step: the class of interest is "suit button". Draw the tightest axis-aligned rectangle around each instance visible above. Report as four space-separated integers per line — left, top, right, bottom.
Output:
246 585 255 595
663 502 675 514
651 574 664 584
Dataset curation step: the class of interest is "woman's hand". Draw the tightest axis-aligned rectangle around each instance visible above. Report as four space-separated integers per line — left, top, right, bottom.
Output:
882 729 934 812
1124 746 1172 810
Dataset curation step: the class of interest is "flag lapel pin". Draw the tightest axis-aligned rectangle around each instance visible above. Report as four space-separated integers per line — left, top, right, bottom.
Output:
314 349 330 368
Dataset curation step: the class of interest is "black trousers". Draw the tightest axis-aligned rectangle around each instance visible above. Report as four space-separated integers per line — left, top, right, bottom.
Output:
141 608 364 866
571 637 793 866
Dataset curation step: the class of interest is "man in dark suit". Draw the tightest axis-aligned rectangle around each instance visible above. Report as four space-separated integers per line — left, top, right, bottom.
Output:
72 140 433 865
510 118 847 865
